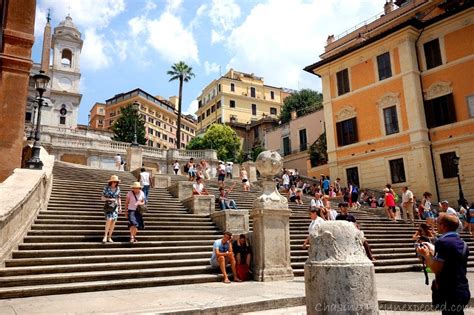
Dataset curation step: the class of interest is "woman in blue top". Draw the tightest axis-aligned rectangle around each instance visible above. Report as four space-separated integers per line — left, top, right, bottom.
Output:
101 175 122 243
468 203 474 236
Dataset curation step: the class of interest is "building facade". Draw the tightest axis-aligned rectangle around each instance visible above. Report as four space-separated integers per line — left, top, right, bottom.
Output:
265 109 325 176
227 117 279 153
90 88 197 149
195 69 288 134
305 0 474 204
26 14 83 129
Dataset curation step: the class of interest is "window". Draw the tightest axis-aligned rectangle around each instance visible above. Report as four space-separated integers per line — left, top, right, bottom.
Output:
61 49 72 67
299 129 308 151
206 108 211 116
336 118 358 146
346 167 359 187
282 136 291 156
169 138 174 144
336 69 350 96
270 107 277 115
216 101 221 109
217 118 222 124
230 83 235 92
254 127 259 139
198 100 202 108
424 94 456 128
211 105 216 113
148 128 153 136
148 117 154 123
383 106 399 135
218 84 221 92
252 104 257 115
148 140 154 147
270 91 275 100
198 116 201 123
157 131 161 138
25 112 32 122
424 39 442 70
230 100 236 108
59 116 66 125
389 158 406 184
163 134 168 141
187 135 189 142
440 152 458 178
377 52 392 80
250 87 256 98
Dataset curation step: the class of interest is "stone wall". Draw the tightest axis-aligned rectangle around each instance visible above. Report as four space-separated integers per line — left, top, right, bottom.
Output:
0 148 54 266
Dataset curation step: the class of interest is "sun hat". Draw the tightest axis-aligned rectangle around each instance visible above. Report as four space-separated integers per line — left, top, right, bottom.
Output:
108 175 120 183
131 182 142 189
383 188 390 192
441 200 449 204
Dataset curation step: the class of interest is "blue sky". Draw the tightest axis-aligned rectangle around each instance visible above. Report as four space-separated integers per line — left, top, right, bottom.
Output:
32 0 384 125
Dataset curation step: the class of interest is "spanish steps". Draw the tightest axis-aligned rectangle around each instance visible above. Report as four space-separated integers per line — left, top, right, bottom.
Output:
0 162 472 299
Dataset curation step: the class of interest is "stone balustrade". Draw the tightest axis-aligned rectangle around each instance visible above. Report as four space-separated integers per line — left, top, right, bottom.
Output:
182 195 216 216
210 210 249 235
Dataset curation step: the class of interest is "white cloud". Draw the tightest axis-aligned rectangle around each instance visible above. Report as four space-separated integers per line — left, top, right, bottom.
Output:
184 100 199 116
128 16 148 36
224 0 383 90
81 29 112 70
208 0 241 45
166 0 183 12
204 61 220 75
114 39 128 62
145 0 158 13
34 7 47 38
196 4 207 17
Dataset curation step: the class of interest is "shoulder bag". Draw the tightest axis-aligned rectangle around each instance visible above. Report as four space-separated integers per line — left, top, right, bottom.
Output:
133 192 148 215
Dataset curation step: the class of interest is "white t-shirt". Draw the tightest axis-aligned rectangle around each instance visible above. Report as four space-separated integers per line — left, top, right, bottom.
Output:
226 165 232 173
308 217 325 235
140 172 150 186
327 209 338 221
311 198 324 209
402 190 413 203
193 183 204 194
446 207 457 215
173 162 180 170
114 155 121 165
282 174 290 185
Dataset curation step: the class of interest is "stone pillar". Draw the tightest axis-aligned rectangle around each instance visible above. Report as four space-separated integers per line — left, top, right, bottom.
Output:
126 146 143 172
182 195 215 215
232 163 240 179
154 175 171 188
211 210 249 235
168 181 193 200
0 0 36 181
305 221 378 315
250 151 293 281
242 161 257 182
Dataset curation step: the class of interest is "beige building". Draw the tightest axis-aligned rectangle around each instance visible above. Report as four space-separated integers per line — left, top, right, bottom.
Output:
304 0 474 204
266 109 325 176
89 88 197 149
195 69 288 133
227 116 279 153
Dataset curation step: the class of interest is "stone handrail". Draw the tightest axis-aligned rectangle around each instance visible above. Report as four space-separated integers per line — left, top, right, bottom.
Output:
0 148 54 266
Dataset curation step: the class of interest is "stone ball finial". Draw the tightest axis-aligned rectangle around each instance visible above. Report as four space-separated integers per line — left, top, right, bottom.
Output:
255 150 283 178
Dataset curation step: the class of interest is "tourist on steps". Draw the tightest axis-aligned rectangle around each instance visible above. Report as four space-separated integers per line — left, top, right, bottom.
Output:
302 207 324 249
173 160 180 175
125 182 146 243
232 234 252 281
114 154 122 171
139 167 151 202
219 182 238 210
210 231 241 284
241 168 250 192
101 175 122 243
384 188 397 221
192 177 209 195
187 158 196 181
217 161 226 187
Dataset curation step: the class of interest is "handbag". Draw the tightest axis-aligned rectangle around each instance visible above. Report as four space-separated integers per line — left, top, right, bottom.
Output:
103 200 117 214
133 192 148 215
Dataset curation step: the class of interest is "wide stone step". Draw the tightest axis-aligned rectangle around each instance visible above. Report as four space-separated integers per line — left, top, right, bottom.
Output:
26 229 220 236
12 245 214 258
36 213 212 222
30 224 218 231
34 219 215 226
0 273 222 299
23 235 219 243
5 253 212 267
19 240 217 250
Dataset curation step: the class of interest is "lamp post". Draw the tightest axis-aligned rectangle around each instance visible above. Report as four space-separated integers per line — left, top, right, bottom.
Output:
26 71 50 169
452 155 466 208
27 100 38 141
131 101 140 147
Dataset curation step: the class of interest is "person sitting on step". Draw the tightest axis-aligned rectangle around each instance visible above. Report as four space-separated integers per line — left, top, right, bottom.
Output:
210 231 241 284
219 182 238 210
303 207 325 249
101 175 122 243
192 177 209 195
288 185 303 205
232 234 252 281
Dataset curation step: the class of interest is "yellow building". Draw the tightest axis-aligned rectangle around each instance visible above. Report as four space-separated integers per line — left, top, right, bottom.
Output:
195 69 288 133
305 0 474 205
89 88 197 149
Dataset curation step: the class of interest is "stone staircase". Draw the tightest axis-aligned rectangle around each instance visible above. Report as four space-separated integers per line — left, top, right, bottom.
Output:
204 179 474 276
0 163 222 299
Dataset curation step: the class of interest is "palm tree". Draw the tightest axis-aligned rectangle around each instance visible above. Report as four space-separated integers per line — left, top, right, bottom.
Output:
167 61 195 149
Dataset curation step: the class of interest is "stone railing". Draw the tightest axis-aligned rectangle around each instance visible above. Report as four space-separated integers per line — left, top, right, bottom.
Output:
0 148 54 266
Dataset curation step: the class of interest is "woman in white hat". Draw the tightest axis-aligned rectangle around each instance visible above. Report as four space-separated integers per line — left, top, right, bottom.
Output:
101 175 122 243
125 181 146 243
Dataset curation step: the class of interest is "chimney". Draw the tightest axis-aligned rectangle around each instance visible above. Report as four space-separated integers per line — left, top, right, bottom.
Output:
326 34 335 45
291 111 297 120
384 0 394 15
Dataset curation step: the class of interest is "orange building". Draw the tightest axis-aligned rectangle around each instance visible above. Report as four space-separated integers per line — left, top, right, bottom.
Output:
305 0 474 205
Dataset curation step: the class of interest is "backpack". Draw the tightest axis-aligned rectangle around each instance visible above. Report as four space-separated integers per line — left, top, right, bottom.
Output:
352 186 359 194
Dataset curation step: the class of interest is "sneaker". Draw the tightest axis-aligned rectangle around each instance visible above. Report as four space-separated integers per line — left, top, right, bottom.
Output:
107 238 114 243
102 237 107 244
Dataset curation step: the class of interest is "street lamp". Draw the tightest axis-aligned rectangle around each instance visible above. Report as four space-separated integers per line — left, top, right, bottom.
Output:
452 155 466 208
25 71 50 169
27 100 38 141
131 101 140 147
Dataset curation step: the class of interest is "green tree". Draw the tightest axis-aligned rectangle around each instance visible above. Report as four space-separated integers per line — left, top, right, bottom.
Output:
186 124 241 161
309 132 328 167
111 104 146 145
279 89 323 124
167 61 195 149
251 145 265 161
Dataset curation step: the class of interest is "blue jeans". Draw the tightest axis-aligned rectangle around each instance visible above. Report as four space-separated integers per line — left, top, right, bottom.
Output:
142 185 150 201
220 200 238 210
